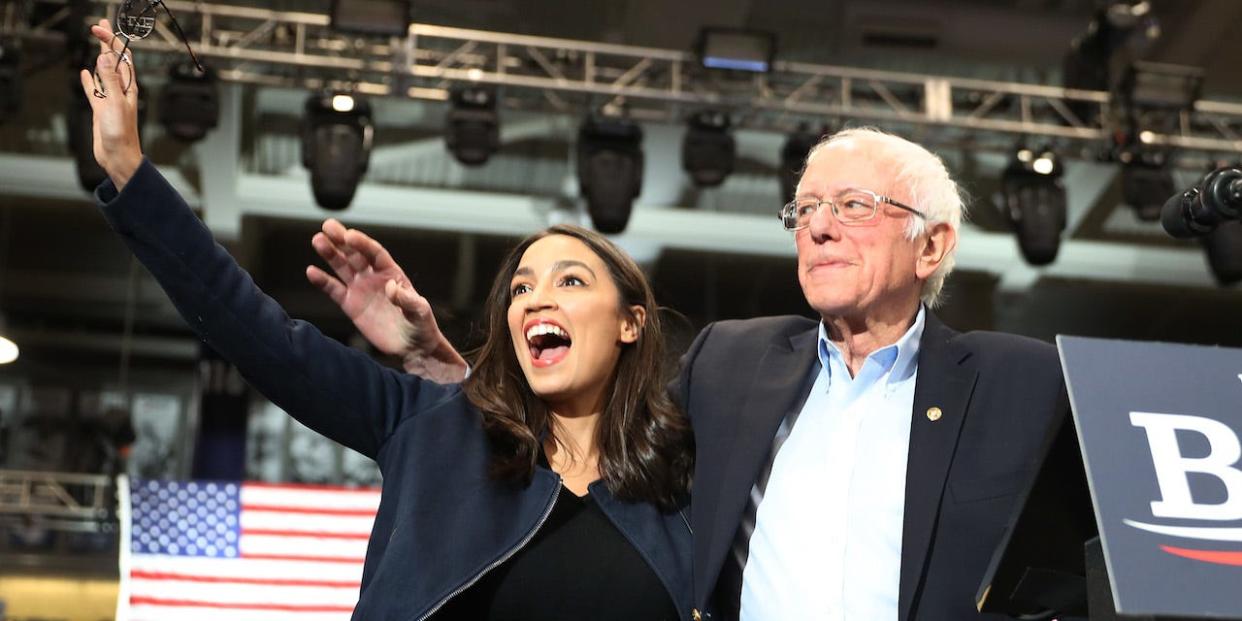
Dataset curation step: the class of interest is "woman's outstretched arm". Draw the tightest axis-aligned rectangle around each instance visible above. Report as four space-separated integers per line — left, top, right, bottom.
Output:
80 19 454 460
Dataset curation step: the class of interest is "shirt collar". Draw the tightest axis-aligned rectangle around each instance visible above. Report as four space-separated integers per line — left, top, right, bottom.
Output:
817 305 926 385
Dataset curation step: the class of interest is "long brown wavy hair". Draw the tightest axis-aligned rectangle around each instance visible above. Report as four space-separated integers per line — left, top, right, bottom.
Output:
463 224 692 511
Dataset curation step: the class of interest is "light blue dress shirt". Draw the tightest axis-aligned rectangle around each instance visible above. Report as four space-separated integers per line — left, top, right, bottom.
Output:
740 307 925 620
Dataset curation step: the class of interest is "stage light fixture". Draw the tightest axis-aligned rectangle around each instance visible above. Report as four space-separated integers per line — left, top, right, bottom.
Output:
577 114 644 234
0 42 20 121
301 92 373 211
67 74 147 193
330 0 412 37
1000 146 1067 266
1118 147 1173 221
696 28 776 73
445 86 499 166
681 110 735 188
1202 221 1242 286
779 126 822 203
158 61 219 142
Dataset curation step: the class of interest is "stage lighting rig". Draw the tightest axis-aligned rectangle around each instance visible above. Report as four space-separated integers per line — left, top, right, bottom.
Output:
682 110 735 188
1202 221 1242 286
1161 166 1242 239
577 114 644 234
301 92 373 211
445 86 499 166
158 61 219 142
1000 146 1067 266
780 126 823 204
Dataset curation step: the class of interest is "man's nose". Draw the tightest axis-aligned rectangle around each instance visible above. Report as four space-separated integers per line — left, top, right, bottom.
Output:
807 202 842 243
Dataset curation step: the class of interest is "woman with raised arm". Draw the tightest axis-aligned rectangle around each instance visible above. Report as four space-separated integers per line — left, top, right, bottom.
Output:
80 19 692 620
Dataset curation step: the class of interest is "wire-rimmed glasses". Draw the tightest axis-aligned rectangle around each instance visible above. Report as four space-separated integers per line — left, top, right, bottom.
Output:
91 0 204 98
778 189 927 231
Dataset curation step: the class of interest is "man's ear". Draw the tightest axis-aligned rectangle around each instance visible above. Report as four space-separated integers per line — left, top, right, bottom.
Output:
620 305 646 344
916 222 956 281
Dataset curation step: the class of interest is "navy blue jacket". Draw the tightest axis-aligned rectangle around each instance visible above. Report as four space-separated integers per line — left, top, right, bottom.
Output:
96 160 693 620
678 314 1069 620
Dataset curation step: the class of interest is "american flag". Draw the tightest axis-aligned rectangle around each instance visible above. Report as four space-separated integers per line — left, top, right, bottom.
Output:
117 476 380 621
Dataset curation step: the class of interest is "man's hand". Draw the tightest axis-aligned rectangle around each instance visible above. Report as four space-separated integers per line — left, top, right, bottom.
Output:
77 19 143 190
306 219 468 383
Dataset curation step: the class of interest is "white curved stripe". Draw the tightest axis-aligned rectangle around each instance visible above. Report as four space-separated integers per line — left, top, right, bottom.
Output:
241 510 376 534
128 579 360 606
1123 519 1242 542
128 604 352 621
240 534 370 559
129 554 364 581
241 485 381 511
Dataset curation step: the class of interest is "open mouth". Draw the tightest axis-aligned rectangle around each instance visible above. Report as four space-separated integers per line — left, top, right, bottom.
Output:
525 322 572 367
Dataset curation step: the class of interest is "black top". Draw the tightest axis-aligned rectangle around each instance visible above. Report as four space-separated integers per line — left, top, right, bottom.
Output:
433 483 678 620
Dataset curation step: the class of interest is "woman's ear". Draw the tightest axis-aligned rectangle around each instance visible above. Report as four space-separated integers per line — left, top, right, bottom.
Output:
620 305 646 344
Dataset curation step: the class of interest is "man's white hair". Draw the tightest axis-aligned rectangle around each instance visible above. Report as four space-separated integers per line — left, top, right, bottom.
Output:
805 126 968 307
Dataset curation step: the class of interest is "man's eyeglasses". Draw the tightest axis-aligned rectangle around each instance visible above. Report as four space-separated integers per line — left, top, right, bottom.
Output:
778 189 926 231
92 0 204 98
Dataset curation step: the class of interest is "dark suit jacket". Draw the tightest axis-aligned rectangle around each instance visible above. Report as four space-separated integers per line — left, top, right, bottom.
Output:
675 313 1069 620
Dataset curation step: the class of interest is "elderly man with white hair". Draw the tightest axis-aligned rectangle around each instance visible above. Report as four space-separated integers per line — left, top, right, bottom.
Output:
310 127 1070 621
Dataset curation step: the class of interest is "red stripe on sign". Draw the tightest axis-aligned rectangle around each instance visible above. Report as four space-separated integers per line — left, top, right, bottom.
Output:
245 481 380 494
241 552 365 564
242 528 371 540
129 596 354 613
242 504 377 516
1159 545 1242 566
130 570 360 589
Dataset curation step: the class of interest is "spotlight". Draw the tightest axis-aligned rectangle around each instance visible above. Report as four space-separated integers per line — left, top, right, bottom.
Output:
681 110 735 188
1202 221 1242 286
0 42 20 121
445 86 499 166
0 335 15 365
301 92 373 211
577 114 644 234
1118 146 1173 221
67 73 147 193
780 126 822 203
158 62 219 142
330 0 412 37
1000 146 1066 266
696 28 776 73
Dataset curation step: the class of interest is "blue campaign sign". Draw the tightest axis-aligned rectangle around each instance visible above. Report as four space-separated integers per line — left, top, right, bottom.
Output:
1058 335 1242 619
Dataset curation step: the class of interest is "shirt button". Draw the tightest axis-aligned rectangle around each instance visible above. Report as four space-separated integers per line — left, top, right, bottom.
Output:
926 407 942 421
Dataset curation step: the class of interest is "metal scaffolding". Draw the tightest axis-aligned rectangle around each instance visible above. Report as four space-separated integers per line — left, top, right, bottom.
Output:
0 469 115 533
6 0 1242 155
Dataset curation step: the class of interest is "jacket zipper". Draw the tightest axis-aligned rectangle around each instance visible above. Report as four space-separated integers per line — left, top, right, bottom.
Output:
414 480 560 621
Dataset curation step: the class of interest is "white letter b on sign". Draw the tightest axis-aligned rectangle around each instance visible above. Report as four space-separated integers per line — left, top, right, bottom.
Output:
1129 412 1242 521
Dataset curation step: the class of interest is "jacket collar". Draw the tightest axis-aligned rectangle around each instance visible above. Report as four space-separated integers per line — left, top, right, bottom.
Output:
898 311 978 620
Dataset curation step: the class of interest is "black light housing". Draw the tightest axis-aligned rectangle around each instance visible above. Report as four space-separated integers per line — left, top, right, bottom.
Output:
1118 145 1174 221
1202 220 1242 286
577 114 644 234
0 42 20 122
780 126 822 203
158 61 219 142
681 110 735 188
329 0 412 37
445 86 499 166
301 92 373 211
1001 146 1067 266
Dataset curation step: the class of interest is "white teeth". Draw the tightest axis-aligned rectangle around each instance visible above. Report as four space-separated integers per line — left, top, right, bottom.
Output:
525 323 569 342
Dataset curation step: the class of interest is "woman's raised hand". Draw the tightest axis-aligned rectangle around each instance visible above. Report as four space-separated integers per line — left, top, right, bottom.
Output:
77 19 144 190
307 219 469 383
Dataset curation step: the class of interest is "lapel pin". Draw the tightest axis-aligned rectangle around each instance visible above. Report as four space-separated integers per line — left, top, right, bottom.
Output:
926 407 943 422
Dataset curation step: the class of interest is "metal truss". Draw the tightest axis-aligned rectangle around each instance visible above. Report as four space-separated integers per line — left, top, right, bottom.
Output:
6 0 1242 155
0 469 114 532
